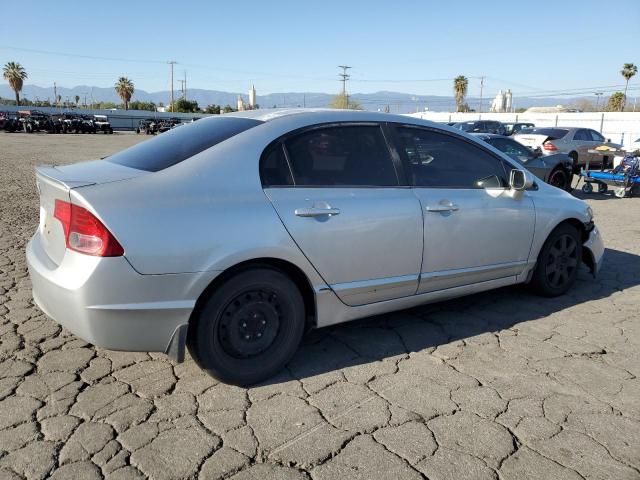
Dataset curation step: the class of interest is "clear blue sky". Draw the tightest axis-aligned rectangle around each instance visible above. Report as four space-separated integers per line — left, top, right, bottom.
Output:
1 0 638 98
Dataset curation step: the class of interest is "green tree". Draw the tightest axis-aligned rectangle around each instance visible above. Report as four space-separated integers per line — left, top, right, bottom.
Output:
168 98 199 113
129 100 157 111
606 92 626 112
204 104 221 114
329 92 362 110
114 77 135 110
74 95 80 106
3 61 28 106
620 63 637 111
453 75 468 112
222 105 236 113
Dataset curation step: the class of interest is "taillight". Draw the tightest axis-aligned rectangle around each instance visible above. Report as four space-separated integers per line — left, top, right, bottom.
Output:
54 200 124 257
543 141 558 151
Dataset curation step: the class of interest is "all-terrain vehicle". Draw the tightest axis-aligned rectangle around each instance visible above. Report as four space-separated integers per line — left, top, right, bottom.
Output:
92 115 113 134
18 110 61 133
60 113 85 133
136 118 158 135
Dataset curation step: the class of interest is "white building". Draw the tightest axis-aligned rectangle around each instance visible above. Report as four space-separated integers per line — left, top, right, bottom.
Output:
237 86 258 112
490 89 513 113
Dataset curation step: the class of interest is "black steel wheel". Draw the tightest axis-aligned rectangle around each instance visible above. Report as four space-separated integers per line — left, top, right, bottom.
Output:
188 267 305 386
529 224 582 296
548 167 569 191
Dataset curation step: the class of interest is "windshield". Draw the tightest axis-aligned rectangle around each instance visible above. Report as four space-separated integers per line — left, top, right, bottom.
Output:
107 116 263 172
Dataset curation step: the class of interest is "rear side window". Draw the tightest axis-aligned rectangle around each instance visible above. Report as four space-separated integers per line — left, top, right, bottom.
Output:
396 127 509 188
589 130 605 142
107 117 262 172
573 129 591 141
260 143 293 186
282 125 399 186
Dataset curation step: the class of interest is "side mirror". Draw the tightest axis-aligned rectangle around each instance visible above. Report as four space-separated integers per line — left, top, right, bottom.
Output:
509 169 534 191
606 138 611 143
532 147 542 158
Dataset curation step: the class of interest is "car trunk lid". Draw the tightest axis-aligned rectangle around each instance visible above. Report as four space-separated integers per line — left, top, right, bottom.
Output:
35 160 146 265
515 134 551 149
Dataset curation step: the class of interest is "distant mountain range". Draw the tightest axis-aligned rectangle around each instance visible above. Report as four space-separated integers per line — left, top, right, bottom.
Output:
0 84 593 113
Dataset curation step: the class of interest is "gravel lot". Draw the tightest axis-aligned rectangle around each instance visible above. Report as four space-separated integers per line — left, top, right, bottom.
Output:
1 132 639 480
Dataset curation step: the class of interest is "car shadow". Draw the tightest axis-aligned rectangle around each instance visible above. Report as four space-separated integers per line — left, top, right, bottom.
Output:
267 247 639 385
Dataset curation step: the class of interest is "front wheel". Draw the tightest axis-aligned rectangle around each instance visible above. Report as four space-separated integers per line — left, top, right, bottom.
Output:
582 183 593 194
188 267 305 386
528 224 582 297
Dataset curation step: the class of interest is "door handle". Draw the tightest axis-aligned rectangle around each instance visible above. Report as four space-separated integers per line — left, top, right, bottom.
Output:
295 207 341 217
426 202 459 213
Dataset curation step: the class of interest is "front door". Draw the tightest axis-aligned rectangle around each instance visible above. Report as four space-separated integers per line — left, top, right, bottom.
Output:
262 123 423 306
392 125 536 293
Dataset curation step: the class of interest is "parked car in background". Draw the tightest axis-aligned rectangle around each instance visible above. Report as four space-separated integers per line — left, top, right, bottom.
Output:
453 120 507 135
514 127 621 173
473 133 573 191
504 122 534 136
92 115 113 134
27 110 604 385
623 137 640 153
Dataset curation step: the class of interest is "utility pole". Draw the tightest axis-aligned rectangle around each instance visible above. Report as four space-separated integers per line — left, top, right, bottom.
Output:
338 65 351 108
478 76 485 113
168 61 177 111
178 80 186 99
183 71 187 101
594 91 603 111
54 82 58 107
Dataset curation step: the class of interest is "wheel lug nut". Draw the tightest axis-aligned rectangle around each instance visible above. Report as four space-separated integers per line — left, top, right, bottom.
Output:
242 322 247 328
245 335 250 339
261 320 266 325
257 333 262 338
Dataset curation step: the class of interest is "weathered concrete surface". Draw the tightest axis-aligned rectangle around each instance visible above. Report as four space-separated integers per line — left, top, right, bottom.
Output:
0 132 639 479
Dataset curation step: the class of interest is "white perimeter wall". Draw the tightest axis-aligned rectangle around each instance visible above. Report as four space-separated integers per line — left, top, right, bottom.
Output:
405 112 640 147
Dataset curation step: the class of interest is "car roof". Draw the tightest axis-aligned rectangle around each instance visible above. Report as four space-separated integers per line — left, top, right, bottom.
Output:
223 108 418 125
470 133 508 140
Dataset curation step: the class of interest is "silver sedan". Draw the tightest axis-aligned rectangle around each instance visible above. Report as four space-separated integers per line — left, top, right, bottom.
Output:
27 110 604 385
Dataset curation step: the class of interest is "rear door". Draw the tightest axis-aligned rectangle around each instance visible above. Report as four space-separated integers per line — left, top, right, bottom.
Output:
262 123 424 306
391 125 536 293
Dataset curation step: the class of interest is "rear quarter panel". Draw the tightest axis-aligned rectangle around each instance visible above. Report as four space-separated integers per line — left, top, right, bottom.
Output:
71 124 327 292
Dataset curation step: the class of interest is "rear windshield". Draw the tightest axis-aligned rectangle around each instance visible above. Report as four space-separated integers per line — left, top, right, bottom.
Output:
522 128 569 139
453 122 476 132
107 117 263 172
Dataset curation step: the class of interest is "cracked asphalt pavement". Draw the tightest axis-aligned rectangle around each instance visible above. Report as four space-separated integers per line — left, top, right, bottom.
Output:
1 132 639 480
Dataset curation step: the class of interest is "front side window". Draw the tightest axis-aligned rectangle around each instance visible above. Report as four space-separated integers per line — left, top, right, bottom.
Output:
283 125 398 186
396 127 508 188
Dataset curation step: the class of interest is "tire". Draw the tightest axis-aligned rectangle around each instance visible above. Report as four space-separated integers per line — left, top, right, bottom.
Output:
528 224 582 297
597 183 608 193
548 167 569 191
582 183 593 194
188 267 305 386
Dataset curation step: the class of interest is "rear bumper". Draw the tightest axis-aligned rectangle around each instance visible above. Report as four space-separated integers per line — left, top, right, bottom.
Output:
583 224 605 276
26 233 215 354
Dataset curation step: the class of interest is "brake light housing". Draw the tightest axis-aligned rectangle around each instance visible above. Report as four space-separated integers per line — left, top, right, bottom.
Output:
543 141 558 152
54 200 124 257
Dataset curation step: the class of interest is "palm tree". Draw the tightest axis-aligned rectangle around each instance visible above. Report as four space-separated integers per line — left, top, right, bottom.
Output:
3 61 28 106
620 63 637 111
453 75 468 112
114 77 135 110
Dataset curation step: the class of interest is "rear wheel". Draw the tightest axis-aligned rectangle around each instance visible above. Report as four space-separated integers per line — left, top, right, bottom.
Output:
582 183 593 194
528 224 582 297
597 183 608 193
188 268 305 386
